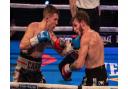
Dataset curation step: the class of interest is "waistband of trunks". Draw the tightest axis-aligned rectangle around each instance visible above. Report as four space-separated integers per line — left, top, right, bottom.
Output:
17 55 42 71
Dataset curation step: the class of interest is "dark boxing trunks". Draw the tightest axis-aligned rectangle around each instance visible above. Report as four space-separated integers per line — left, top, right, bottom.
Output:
81 64 108 86
59 50 78 81
13 51 46 83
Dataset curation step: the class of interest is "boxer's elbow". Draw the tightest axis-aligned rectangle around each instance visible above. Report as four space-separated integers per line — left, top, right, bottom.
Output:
20 42 29 50
75 65 83 70
74 62 83 70
20 43 25 50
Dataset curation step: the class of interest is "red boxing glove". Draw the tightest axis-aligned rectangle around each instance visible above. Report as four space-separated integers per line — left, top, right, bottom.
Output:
52 38 66 52
53 38 63 50
61 64 72 81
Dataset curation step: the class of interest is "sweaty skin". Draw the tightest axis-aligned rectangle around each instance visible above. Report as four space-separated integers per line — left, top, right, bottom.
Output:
20 13 59 58
70 19 104 70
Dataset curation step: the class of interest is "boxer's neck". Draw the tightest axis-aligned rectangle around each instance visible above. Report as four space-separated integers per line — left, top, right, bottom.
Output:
39 19 48 30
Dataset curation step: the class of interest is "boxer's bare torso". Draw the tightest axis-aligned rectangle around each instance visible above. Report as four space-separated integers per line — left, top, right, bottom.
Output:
20 22 49 58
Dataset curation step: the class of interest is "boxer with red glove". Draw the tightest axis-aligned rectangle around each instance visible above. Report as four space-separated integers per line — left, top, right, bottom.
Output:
49 34 80 81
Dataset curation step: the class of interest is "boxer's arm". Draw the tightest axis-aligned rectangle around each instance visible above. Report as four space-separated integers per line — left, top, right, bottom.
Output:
70 34 89 70
49 31 58 45
20 24 34 50
49 31 77 56
61 34 90 78
49 31 66 55
69 0 77 17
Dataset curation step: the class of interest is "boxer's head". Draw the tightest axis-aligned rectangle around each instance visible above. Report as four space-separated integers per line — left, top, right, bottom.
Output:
72 10 90 35
43 5 59 30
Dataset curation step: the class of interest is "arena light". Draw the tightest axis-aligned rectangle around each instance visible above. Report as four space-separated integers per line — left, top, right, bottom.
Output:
45 0 49 5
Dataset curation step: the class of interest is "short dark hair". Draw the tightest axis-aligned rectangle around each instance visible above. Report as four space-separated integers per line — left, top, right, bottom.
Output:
43 5 59 18
72 10 90 26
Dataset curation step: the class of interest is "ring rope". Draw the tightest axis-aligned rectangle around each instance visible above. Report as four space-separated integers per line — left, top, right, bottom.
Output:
10 26 118 32
10 3 118 11
10 82 118 89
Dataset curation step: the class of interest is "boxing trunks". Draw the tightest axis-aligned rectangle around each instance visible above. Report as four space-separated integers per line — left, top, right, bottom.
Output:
59 50 78 81
13 51 46 83
81 64 108 86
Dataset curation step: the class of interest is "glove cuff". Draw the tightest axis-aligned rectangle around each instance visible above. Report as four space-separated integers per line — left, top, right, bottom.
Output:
30 36 39 47
65 64 71 72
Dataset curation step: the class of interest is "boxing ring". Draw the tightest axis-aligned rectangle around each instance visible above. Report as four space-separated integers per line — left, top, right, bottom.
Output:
10 2 118 89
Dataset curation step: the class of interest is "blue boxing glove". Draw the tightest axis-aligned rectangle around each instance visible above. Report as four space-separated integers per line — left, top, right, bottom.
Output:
71 35 80 49
30 30 50 47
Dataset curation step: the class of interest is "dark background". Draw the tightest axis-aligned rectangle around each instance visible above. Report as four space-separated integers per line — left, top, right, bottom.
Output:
10 0 118 47
10 0 118 26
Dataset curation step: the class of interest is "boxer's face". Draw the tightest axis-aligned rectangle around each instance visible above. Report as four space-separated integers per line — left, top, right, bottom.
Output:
47 13 59 30
72 19 82 35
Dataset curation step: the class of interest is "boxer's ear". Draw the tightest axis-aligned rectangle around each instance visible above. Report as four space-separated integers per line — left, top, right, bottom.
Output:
80 20 84 27
81 20 88 29
44 17 49 25
45 17 49 23
45 14 50 20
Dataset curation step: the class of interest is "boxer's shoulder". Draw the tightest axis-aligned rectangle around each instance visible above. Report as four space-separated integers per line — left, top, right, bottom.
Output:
29 22 39 26
25 22 41 34
28 22 39 30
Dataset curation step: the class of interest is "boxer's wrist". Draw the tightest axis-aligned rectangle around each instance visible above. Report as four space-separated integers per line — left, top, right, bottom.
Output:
30 36 39 47
61 40 74 56
30 31 50 47
52 38 64 50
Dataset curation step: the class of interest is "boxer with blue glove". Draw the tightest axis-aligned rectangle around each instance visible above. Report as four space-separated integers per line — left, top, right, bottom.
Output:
30 30 51 47
13 5 59 83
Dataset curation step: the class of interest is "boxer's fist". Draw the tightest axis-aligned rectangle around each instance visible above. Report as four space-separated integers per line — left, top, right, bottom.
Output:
52 38 66 51
30 31 50 46
71 35 80 49
61 64 71 81
59 51 78 81
61 40 74 56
